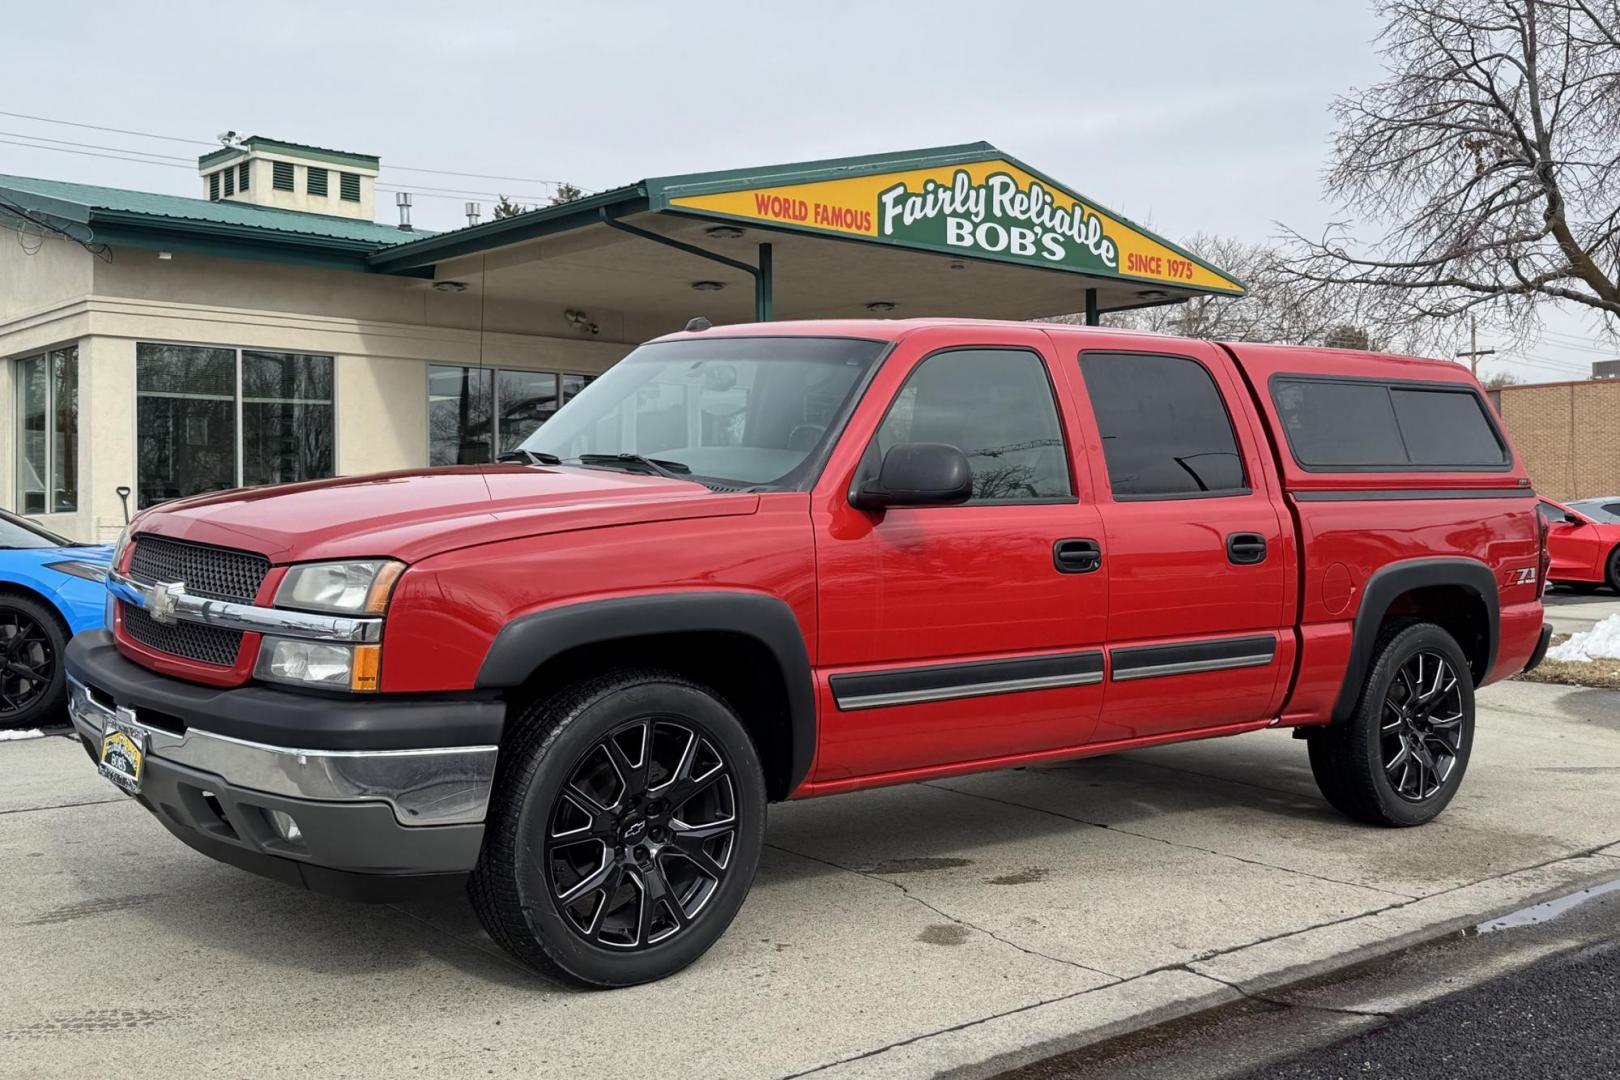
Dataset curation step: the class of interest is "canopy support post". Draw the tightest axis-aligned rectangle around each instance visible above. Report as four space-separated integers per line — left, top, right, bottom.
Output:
756 242 773 321
1084 288 1099 326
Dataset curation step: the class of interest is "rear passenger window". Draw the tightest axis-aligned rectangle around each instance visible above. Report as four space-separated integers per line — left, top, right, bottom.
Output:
1080 352 1248 499
1270 380 1403 467
1390 388 1509 466
874 348 1071 503
1272 377 1507 470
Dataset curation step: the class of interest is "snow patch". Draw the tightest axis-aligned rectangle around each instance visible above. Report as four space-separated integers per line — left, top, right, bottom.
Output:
0 728 45 742
1545 614 1620 663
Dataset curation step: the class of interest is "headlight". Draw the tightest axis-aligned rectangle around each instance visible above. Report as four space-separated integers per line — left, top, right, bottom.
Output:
255 637 381 692
111 526 133 572
274 559 404 614
45 560 109 582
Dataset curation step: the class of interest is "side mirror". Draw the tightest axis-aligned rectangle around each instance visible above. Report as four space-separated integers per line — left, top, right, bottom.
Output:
850 443 973 511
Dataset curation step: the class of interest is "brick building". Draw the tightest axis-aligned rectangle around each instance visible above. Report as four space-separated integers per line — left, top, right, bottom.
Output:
1490 378 1620 502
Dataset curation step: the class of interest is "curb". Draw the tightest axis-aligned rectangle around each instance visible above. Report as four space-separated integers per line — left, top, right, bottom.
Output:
802 849 1620 1079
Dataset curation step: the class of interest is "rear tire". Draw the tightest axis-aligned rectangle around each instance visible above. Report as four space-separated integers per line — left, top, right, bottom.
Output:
1308 621 1474 827
470 669 766 988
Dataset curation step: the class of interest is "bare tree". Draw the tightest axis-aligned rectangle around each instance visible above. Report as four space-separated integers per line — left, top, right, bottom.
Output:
1055 234 1428 350
1282 0 1620 337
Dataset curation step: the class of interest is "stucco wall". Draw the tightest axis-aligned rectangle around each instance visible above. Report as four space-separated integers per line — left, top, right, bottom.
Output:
0 230 92 327
0 232 637 540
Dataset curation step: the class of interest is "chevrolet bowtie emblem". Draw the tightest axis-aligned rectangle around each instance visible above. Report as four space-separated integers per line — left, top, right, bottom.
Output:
145 581 186 625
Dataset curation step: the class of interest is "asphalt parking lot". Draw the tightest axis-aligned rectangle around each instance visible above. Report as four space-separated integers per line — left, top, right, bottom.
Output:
4 663 1619 1077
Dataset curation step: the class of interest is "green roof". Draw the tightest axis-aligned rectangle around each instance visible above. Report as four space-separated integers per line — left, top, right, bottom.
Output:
198 137 380 171
0 174 416 245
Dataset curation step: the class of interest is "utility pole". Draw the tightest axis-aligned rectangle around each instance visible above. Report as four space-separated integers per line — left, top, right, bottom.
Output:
1456 313 1496 375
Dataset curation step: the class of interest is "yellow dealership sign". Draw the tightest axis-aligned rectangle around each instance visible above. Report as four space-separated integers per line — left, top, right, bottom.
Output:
658 150 1243 295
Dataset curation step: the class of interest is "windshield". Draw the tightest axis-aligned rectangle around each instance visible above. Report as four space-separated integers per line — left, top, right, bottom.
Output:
521 336 885 489
0 509 70 549
1570 499 1620 523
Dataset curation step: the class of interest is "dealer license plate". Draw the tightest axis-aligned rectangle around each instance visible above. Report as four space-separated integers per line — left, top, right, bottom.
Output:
98 707 146 796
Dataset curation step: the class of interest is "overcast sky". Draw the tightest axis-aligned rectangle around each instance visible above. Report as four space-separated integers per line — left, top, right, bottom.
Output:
3 0 1610 382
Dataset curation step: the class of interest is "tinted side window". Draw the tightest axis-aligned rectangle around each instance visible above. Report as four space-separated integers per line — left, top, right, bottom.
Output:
1390 388 1507 466
1079 352 1247 499
1272 380 1405 467
874 348 1071 502
1272 377 1507 470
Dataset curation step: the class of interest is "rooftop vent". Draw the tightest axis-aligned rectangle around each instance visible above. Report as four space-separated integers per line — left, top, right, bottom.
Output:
198 136 379 221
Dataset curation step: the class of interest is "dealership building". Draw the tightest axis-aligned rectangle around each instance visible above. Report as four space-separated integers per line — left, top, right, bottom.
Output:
0 138 1247 540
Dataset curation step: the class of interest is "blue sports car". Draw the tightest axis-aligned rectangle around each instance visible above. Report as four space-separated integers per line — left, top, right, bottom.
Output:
0 510 112 729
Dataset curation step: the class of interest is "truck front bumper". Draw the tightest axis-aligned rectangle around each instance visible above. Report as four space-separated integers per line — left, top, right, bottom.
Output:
65 630 503 901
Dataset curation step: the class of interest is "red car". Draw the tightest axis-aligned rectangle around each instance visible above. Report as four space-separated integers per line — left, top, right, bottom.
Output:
65 319 1550 987
1541 498 1620 593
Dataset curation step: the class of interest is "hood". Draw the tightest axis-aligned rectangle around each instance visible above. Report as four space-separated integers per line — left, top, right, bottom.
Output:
1 544 114 578
131 466 759 564
33 543 114 564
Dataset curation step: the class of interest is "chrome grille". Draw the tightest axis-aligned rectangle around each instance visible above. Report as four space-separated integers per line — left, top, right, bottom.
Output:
122 606 243 667
129 536 269 603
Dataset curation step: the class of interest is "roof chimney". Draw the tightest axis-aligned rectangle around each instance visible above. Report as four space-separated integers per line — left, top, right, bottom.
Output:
198 136 380 221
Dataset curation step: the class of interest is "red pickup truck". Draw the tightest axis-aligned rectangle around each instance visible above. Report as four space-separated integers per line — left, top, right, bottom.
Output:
65 318 1551 987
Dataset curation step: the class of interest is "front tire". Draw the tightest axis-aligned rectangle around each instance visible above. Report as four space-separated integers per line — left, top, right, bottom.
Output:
0 594 67 730
470 669 766 988
1308 621 1475 827
1606 547 1620 594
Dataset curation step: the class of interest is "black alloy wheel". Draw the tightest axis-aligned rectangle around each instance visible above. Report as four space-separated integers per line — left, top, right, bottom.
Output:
1379 650 1465 802
0 597 66 728
1607 546 1620 593
470 669 766 988
546 718 738 949
1308 620 1475 827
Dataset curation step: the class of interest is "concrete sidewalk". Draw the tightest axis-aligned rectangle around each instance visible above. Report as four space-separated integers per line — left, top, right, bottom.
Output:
1543 589 1620 636
4 680 1619 1079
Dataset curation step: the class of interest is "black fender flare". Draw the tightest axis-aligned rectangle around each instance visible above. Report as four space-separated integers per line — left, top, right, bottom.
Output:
1331 557 1499 723
476 591 816 794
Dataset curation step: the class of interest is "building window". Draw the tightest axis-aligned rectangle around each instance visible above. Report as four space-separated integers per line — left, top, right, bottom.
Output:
340 173 361 202
223 168 236 198
238 162 250 191
136 343 334 509
208 172 221 201
14 346 78 515
242 352 334 485
307 167 328 197
428 365 593 466
272 161 295 192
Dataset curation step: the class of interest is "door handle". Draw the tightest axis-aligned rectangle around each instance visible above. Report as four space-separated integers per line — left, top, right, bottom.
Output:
1054 538 1102 574
1226 532 1268 565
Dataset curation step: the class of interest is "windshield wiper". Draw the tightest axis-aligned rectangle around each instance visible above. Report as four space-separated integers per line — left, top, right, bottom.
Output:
496 448 563 465
575 453 692 478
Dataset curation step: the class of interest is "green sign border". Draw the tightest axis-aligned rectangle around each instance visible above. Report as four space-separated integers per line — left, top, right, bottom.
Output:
646 142 1245 296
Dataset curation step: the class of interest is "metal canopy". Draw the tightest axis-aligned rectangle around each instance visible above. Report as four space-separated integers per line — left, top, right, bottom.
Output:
370 143 1244 327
